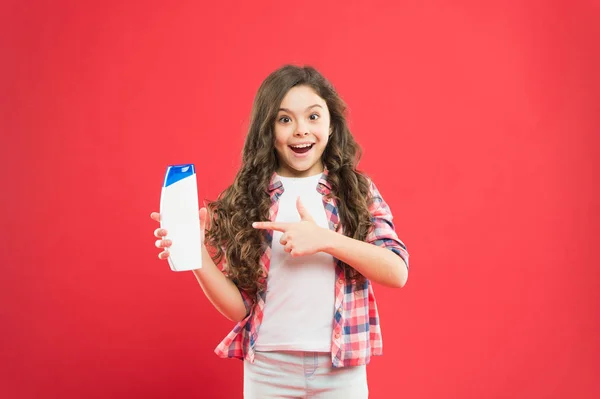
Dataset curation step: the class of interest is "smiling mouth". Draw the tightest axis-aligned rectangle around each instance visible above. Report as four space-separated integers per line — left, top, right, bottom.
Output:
289 144 314 154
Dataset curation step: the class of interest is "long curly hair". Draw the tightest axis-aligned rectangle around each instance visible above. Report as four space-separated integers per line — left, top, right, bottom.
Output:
205 65 373 301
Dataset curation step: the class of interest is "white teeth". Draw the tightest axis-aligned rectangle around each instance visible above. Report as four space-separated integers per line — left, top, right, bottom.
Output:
290 143 313 148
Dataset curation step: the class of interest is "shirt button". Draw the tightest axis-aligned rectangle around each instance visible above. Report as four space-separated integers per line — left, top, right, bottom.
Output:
338 278 343 285
334 332 340 339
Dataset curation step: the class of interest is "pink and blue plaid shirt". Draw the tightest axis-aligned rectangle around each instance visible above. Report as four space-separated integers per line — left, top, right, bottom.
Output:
214 170 409 368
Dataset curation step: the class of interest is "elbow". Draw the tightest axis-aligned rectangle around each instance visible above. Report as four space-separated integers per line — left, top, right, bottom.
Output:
380 248 408 288
220 302 250 323
389 274 407 289
229 315 245 323
389 259 408 288
398 273 408 288
225 310 246 323
228 307 249 323
230 302 252 323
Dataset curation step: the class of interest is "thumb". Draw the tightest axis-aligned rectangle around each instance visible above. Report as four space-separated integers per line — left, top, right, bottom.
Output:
296 197 314 222
199 207 208 233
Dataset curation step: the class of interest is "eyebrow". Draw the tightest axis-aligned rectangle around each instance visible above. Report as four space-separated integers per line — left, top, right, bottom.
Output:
278 104 323 113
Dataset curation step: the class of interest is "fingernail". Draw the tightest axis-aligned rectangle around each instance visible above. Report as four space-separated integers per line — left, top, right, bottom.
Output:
252 222 257 228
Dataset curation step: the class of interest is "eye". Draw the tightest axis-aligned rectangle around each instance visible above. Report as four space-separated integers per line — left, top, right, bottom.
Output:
278 116 291 124
309 113 320 120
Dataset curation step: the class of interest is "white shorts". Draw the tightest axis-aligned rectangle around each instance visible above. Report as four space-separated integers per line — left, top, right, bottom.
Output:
243 351 369 398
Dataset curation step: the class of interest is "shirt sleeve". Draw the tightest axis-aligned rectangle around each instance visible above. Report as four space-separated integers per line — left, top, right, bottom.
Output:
365 179 409 269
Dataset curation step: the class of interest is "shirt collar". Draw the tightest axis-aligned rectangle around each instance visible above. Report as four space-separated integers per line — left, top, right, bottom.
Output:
267 168 332 194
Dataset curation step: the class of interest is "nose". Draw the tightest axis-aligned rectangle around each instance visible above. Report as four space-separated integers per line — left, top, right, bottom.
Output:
294 120 309 136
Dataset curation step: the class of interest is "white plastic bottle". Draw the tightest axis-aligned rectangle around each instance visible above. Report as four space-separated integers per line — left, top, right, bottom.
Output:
160 164 203 271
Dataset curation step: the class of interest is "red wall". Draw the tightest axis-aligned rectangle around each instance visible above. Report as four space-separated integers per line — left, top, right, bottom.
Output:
2 1 599 398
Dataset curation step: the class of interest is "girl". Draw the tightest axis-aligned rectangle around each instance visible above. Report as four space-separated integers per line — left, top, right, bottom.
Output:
151 65 409 398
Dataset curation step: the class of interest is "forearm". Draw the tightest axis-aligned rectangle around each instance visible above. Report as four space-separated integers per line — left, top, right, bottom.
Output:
191 246 248 322
322 229 408 288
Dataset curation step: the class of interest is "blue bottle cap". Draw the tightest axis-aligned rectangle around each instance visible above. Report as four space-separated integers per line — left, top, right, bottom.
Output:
163 164 195 187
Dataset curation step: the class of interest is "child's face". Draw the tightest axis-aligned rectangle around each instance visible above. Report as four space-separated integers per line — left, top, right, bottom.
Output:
274 85 331 177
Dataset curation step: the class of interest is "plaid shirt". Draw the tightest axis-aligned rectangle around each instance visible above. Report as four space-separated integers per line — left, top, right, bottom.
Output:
214 170 409 368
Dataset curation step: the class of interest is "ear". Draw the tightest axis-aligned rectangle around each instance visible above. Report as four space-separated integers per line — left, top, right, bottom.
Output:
329 126 333 136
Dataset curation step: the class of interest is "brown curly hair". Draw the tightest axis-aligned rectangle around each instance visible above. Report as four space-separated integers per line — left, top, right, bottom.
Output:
205 65 373 301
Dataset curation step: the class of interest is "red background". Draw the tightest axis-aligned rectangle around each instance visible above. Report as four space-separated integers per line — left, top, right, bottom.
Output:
1 0 599 398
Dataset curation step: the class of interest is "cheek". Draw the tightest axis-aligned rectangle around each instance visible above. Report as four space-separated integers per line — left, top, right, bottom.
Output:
273 133 288 156
274 125 292 145
273 134 287 150
318 122 332 142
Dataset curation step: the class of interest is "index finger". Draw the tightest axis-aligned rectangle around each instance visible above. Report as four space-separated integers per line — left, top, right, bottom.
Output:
252 222 289 232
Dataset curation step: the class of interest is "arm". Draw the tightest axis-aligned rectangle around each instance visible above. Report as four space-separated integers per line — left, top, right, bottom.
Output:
321 230 408 288
252 185 409 288
152 209 249 322
332 178 409 288
190 245 250 322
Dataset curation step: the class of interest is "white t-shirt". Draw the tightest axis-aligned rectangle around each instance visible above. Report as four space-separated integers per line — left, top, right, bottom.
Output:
254 173 336 352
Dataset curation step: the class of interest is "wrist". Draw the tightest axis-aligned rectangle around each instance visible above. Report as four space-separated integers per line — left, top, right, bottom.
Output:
320 227 339 253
